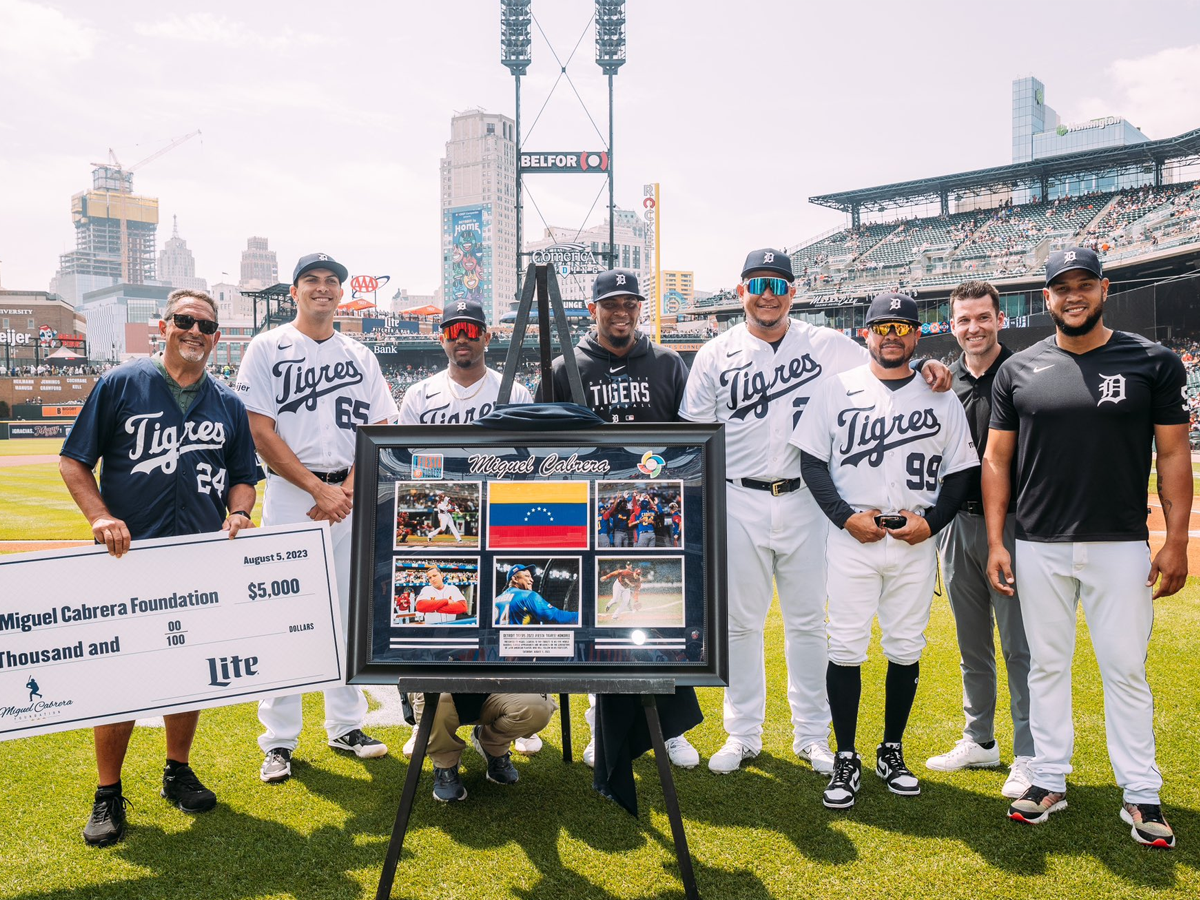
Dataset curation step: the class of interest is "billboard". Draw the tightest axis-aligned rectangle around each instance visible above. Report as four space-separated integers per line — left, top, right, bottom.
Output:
446 206 490 307
519 151 610 173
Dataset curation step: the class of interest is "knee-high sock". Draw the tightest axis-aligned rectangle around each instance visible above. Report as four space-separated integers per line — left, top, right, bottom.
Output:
827 662 862 753
884 661 920 745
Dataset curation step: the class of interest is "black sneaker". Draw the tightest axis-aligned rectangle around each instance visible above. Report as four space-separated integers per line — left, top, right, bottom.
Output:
432 765 467 802
472 725 519 785
876 742 920 796
161 764 217 813
1008 785 1067 824
83 788 130 847
1120 802 1175 849
329 728 387 758
822 751 862 810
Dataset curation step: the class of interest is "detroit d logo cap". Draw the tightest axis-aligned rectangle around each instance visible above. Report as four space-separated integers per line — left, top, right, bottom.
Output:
740 248 794 281
592 268 646 304
1045 247 1103 286
292 252 349 285
864 291 920 325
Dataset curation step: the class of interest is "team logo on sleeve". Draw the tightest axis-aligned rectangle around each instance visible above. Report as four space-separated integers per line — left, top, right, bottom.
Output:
1097 373 1126 406
835 405 942 467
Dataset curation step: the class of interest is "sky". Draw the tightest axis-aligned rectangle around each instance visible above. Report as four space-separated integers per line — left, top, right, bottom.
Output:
1 0 1199 297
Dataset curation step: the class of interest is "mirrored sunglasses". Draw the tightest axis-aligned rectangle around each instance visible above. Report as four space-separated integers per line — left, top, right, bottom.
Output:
443 321 484 341
743 277 791 297
171 314 218 335
868 322 917 337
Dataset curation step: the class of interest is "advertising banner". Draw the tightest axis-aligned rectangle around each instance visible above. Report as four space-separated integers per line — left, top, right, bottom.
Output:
349 425 727 689
0 524 343 741
448 206 490 307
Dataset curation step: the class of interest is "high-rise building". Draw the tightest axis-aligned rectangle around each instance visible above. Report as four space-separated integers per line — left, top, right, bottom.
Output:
211 282 252 321
157 216 208 294
239 236 278 290
50 163 160 306
440 109 517 324
660 270 694 315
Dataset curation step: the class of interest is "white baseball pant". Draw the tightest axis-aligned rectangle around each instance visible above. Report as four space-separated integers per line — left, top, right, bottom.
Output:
607 580 634 619
724 483 831 754
257 474 368 752
826 526 938 666
1014 540 1162 804
429 511 462 541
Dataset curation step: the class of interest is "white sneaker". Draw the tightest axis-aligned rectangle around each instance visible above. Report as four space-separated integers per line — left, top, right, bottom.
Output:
402 731 416 759
925 738 1001 772
708 738 757 774
665 735 700 768
582 738 595 768
798 741 836 775
1002 756 1034 799
514 734 543 756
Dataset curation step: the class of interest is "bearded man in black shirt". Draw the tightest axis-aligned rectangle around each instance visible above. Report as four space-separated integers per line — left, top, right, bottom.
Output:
983 247 1190 848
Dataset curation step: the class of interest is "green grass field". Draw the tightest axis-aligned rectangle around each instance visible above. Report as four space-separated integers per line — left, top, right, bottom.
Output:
1 445 1198 899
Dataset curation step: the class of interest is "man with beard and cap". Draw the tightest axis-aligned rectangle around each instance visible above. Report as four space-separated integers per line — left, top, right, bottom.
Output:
537 267 704 786
984 247 1190 847
680 250 952 777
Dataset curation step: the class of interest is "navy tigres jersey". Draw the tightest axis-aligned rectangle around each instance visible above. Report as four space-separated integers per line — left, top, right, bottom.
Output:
61 359 258 541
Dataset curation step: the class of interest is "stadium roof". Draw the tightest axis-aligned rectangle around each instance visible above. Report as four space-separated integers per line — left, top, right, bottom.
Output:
809 127 1200 214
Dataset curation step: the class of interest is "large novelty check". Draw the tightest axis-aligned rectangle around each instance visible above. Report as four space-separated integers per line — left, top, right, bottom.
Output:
0 523 344 741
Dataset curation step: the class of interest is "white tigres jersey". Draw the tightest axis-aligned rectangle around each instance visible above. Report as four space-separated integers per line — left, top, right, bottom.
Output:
398 368 532 426
234 322 398 469
437 497 454 515
679 321 867 481
414 582 469 624
790 364 978 514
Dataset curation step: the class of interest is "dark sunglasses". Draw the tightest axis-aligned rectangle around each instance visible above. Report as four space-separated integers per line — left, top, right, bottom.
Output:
443 321 484 341
743 277 791 297
171 314 218 335
868 322 917 337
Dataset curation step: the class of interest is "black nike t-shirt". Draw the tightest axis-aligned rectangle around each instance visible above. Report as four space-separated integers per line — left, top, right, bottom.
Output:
990 331 1188 542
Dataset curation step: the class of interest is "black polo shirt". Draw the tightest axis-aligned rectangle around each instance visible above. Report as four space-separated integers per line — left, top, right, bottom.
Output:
950 344 1014 509
990 331 1188 542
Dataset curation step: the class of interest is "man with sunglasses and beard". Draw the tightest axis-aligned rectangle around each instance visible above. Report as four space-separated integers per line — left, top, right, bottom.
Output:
398 298 532 425
681 253 953 777
794 292 976 809
61 288 259 845
984 248 1190 847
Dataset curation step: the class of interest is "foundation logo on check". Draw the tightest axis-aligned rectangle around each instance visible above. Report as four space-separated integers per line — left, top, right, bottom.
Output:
412 454 444 480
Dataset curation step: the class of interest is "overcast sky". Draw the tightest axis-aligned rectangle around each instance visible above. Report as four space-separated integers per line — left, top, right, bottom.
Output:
2 0 1198 297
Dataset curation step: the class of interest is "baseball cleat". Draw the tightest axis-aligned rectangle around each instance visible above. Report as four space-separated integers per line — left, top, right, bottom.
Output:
1120 802 1175 849
665 735 700 768
876 743 920 796
798 741 836 775
925 738 1001 772
823 751 862 809
708 738 758 774
329 729 387 758
1002 756 1034 799
1008 786 1067 824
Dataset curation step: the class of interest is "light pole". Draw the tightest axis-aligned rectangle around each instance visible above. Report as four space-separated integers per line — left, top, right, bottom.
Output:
500 1 532 303
595 1 626 271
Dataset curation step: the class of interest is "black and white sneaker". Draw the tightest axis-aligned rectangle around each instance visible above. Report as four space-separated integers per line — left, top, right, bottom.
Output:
472 725 519 785
876 742 920 796
82 788 130 847
260 747 292 783
432 765 468 802
329 728 387 758
822 751 862 810
161 764 217 813
1120 802 1175 849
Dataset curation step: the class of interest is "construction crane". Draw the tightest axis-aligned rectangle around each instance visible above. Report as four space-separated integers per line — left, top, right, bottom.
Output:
87 130 202 282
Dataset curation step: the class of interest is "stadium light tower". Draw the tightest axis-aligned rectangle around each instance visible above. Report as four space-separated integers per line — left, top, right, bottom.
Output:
501 1 532 295
595 0 626 269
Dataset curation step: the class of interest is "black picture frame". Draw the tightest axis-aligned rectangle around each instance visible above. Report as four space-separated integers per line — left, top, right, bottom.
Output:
347 423 728 691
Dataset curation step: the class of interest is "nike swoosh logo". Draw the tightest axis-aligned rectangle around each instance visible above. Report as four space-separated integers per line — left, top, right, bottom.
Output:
426 391 440 398
1033 365 1055 373
725 350 740 358
609 366 626 374
278 342 292 349
847 389 864 396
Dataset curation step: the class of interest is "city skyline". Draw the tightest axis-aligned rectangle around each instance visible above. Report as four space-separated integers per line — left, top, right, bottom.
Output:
2 1 1199 299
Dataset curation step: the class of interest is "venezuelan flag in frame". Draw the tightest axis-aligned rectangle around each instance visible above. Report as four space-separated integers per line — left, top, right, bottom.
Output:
486 481 590 550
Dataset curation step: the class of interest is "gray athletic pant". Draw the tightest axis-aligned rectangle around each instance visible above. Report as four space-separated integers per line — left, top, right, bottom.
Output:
936 510 1034 759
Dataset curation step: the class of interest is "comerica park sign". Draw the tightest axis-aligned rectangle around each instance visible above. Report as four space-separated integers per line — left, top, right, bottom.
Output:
529 243 603 275
520 151 610 173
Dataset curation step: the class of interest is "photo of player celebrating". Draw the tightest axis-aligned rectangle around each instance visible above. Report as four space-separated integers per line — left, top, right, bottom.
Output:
595 480 683 549
392 558 480 627
492 558 581 627
393 481 481 549
595 557 685 628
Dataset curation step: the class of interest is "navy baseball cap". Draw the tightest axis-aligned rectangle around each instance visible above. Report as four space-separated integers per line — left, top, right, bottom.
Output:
440 298 487 328
592 268 645 304
507 564 533 580
865 292 920 325
741 248 794 281
1045 247 1103 286
293 252 348 284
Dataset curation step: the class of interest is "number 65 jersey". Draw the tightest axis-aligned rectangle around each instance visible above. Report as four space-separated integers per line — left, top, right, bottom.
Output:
234 323 398 470
790 364 978 514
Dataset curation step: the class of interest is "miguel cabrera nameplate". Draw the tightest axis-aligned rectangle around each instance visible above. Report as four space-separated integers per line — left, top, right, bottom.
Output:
0 523 343 741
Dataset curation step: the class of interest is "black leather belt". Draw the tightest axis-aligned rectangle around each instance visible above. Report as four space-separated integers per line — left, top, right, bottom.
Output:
960 500 985 515
267 465 350 484
727 477 803 496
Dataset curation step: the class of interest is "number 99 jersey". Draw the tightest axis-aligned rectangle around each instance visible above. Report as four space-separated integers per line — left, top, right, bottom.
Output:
790 364 978 514
234 322 398 469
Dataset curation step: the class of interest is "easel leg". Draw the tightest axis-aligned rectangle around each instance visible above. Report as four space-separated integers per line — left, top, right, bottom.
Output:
560 692 572 763
643 695 700 900
375 691 439 900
